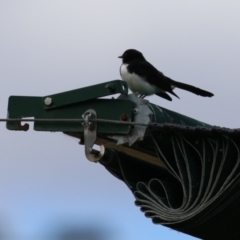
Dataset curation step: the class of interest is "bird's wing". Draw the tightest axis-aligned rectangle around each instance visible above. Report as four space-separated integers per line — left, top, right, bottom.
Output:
127 60 176 95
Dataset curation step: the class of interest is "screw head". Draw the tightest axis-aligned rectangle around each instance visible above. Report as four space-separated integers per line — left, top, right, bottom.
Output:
44 97 52 106
133 108 139 115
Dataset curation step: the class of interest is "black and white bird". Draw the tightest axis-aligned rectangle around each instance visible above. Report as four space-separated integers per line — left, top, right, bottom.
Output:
119 49 214 101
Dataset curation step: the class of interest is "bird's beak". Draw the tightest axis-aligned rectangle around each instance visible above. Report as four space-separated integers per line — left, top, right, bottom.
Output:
118 55 123 58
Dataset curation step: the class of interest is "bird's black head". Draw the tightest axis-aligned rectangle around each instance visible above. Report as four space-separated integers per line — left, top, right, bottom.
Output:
118 49 146 63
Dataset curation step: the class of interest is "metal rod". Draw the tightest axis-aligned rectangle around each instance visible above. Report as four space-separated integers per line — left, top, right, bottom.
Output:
1 118 240 135
0 118 149 126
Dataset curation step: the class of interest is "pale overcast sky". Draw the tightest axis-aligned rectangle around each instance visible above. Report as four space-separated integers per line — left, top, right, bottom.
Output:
0 1 240 239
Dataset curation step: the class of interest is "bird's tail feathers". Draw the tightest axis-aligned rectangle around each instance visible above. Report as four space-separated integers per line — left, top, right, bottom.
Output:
166 77 214 97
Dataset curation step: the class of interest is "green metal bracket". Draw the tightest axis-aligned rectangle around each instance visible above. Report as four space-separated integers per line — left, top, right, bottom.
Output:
6 80 213 165
7 80 132 134
43 80 128 110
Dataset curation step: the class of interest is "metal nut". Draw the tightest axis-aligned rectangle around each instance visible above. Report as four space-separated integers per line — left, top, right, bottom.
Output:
44 97 52 106
133 108 139 115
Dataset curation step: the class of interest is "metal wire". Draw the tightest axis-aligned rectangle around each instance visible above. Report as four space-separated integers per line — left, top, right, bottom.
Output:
0 118 148 126
1 118 240 136
0 118 85 123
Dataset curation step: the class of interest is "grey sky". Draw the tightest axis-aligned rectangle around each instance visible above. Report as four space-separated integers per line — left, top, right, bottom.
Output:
0 1 240 239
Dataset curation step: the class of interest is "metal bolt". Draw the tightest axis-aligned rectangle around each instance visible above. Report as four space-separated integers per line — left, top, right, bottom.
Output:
105 83 116 93
120 114 128 121
44 97 52 106
133 108 139 115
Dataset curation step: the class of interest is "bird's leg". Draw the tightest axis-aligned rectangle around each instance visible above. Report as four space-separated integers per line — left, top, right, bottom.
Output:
135 92 146 99
140 94 146 99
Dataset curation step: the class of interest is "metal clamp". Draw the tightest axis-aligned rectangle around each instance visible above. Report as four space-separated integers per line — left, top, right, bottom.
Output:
82 109 105 162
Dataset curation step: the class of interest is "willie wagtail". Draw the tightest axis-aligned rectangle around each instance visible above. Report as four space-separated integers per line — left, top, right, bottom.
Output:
118 49 214 101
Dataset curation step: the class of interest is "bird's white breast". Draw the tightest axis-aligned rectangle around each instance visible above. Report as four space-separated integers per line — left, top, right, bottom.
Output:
120 64 157 95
